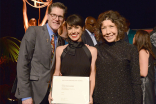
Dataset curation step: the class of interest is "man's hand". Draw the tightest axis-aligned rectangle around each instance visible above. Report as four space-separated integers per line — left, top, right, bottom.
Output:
22 98 33 104
59 21 68 39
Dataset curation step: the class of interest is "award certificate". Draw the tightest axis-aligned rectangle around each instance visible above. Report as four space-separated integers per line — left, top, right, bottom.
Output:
51 76 89 104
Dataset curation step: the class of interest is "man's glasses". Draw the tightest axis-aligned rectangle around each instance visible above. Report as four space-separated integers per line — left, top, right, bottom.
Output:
49 14 64 20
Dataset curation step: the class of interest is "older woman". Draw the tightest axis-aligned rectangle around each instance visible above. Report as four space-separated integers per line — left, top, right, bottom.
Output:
93 10 142 104
133 30 155 104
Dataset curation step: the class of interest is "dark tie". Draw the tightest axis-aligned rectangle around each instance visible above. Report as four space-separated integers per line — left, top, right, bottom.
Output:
51 35 55 59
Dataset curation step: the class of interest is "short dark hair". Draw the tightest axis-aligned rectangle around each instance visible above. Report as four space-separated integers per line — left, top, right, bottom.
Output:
48 2 67 17
66 14 84 28
95 10 127 42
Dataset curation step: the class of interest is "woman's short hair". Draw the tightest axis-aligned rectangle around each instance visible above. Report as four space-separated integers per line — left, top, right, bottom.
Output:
134 30 155 58
66 14 84 28
95 10 127 42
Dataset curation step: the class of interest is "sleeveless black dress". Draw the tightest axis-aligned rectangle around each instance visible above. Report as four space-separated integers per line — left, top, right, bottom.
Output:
60 41 91 76
141 54 155 104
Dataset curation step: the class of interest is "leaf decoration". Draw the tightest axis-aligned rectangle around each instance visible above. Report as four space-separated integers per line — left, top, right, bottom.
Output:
0 36 21 64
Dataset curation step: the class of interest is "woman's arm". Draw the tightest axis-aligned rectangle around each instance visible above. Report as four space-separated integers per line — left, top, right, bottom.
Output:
139 49 149 77
48 45 67 104
87 45 97 103
53 46 64 76
48 46 62 104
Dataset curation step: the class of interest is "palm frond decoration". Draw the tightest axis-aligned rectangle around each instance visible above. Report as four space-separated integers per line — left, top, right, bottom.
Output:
0 36 21 64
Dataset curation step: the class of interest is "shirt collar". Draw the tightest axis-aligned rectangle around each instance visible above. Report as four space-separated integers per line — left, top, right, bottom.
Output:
46 23 58 37
127 28 130 35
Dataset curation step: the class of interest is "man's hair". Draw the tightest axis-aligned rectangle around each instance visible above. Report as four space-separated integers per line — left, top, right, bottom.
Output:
48 2 67 17
66 14 84 28
95 10 127 42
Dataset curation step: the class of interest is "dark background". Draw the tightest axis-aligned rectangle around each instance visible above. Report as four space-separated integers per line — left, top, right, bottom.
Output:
1 0 156 40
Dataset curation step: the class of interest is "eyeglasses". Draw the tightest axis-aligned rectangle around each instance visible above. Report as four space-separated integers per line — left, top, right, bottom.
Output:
49 13 64 20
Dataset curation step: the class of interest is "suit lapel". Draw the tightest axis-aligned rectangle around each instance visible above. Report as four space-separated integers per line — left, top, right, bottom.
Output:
41 25 51 69
85 30 94 46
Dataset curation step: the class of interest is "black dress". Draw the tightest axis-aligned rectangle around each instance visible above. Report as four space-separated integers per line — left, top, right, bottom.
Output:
93 40 142 104
60 41 91 76
141 54 155 104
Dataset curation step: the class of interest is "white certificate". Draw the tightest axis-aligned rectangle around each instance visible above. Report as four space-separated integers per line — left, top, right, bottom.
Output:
51 76 89 104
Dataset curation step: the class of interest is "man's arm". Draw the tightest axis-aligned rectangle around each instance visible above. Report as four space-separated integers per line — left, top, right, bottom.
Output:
16 26 36 100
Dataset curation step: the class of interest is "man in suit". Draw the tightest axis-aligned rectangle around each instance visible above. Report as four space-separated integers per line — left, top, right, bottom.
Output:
81 16 97 46
14 2 67 104
126 19 136 44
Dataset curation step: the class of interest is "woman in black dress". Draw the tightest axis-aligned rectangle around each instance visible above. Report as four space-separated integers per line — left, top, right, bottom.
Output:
93 10 142 104
48 14 97 103
133 30 155 104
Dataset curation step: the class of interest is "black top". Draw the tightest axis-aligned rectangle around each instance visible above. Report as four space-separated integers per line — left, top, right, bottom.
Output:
93 40 142 104
148 54 155 82
141 54 155 104
60 41 91 76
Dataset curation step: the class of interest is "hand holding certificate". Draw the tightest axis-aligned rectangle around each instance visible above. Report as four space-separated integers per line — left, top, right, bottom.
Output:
51 76 90 104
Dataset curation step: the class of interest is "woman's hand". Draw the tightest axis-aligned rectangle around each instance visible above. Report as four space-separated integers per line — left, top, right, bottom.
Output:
48 91 53 104
89 96 93 104
59 72 62 76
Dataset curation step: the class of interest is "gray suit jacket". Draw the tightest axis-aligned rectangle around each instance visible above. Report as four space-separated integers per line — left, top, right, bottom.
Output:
15 25 64 104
